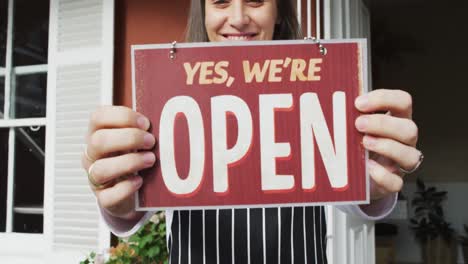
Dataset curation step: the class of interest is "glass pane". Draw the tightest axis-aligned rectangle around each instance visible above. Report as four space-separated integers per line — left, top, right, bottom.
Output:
0 76 4 117
13 214 43 234
13 0 49 66
0 129 8 232
0 0 7 67
11 73 47 118
12 126 45 233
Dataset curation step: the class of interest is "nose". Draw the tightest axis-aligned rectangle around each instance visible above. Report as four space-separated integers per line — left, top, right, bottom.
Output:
228 3 250 29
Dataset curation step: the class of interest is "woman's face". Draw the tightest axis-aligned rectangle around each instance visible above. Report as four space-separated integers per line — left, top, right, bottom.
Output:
205 0 278 42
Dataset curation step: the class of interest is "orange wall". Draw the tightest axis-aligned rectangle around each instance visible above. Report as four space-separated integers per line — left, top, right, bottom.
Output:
114 0 318 107
114 0 190 107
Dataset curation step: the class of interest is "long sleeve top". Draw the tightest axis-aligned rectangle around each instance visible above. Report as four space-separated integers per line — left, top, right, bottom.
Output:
100 193 397 264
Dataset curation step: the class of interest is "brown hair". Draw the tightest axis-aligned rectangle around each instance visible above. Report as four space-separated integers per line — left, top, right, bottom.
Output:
185 0 302 42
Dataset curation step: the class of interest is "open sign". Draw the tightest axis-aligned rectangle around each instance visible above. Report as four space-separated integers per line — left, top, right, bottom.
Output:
133 40 369 210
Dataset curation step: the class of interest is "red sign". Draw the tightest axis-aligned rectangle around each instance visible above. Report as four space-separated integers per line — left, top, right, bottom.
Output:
133 40 369 210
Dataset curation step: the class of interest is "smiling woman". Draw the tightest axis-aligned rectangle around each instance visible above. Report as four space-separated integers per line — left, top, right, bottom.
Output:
204 0 277 41
186 0 301 42
86 0 422 263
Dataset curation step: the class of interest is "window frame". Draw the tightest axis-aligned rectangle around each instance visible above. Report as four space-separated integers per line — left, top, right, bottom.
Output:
0 0 49 236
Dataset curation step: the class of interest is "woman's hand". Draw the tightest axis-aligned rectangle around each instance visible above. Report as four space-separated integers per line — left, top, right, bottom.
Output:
355 89 422 201
81 106 156 220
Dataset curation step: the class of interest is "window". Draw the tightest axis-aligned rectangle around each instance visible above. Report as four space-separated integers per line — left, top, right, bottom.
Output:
0 0 49 234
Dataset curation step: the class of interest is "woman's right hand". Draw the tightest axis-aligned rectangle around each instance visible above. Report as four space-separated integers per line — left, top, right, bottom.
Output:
81 106 156 221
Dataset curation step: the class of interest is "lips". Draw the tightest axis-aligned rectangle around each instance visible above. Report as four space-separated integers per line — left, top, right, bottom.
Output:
221 33 258 41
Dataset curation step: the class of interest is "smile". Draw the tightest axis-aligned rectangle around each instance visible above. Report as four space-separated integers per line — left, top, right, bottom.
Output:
222 33 258 41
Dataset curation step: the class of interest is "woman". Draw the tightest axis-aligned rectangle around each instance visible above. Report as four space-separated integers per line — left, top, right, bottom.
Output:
82 0 422 263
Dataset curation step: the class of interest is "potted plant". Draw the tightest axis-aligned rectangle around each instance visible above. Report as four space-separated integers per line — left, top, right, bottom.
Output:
459 224 468 263
81 212 168 264
410 178 457 264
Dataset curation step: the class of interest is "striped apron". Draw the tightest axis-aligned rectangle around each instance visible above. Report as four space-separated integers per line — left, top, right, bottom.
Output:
168 206 327 264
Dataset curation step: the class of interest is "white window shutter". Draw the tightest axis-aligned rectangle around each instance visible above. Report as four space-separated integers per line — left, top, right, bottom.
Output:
44 0 114 262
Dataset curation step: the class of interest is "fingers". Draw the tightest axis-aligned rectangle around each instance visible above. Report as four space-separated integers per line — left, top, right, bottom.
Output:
85 106 153 162
83 106 155 218
96 175 143 215
87 128 156 161
89 106 151 134
355 89 413 118
355 88 420 200
356 114 418 146
88 151 156 186
363 135 422 172
368 159 403 200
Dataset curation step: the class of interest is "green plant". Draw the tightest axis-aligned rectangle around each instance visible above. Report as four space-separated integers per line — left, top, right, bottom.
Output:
107 212 168 264
410 178 455 244
80 252 98 264
80 212 168 264
459 224 468 246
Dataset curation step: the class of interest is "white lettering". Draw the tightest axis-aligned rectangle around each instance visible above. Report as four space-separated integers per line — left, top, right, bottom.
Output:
159 96 205 195
259 94 294 191
300 92 348 190
211 95 253 193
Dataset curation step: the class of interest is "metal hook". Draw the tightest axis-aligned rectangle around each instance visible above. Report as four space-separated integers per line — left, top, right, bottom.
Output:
30 126 41 132
304 36 327 56
319 43 327 56
169 41 177 59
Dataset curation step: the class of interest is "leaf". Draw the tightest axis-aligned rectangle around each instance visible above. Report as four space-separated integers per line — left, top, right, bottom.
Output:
411 199 424 207
435 207 443 216
416 178 425 190
98 218 169 264
128 235 139 243
428 212 441 222
414 206 427 213
427 187 436 194
155 245 161 256
140 234 153 248
145 247 154 258
433 191 447 198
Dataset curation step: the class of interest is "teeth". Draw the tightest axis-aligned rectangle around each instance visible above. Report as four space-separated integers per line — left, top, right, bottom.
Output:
226 35 250 40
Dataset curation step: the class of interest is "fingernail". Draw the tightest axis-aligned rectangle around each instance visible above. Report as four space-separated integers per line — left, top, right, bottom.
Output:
137 116 150 130
143 133 155 148
367 159 378 169
132 176 143 188
355 116 368 131
143 152 156 165
363 136 376 148
355 95 369 110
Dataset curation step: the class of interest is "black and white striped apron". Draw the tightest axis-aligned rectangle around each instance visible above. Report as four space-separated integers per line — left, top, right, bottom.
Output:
168 206 327 264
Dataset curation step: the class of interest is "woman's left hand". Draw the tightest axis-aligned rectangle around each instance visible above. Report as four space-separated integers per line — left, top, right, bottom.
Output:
354 89 422 201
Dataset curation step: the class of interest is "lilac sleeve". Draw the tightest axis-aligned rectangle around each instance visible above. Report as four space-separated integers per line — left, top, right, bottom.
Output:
100 193 397 238
335 193 398 221
99 207 154 237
